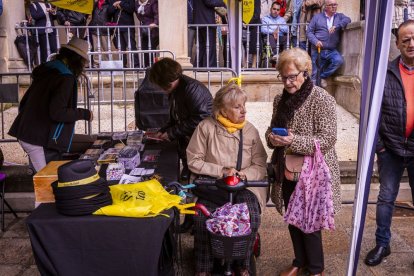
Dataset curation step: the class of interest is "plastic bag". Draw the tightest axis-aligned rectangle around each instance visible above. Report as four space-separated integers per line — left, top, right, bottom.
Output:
283 140 335 233
94 179 184 218
206 202 251 237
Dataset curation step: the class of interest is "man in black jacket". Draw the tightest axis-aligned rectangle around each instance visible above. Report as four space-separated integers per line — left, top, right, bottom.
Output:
107 0 139 67
89 0 111 67
149 58 212 233
365 20 414 267
149 58 213 180
57 8 87 38
193 0 226 67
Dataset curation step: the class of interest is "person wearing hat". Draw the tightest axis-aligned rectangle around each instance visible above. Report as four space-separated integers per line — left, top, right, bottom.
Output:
9 37 93 173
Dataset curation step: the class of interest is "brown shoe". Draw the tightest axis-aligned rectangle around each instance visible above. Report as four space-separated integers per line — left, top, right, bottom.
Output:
279 266 300 276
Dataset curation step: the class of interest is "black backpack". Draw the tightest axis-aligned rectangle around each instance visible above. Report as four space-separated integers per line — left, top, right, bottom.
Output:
134 70 170 130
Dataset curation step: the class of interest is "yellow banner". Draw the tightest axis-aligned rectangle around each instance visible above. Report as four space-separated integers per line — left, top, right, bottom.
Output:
223 0 255 24
242 0 254 24
48 0 94 15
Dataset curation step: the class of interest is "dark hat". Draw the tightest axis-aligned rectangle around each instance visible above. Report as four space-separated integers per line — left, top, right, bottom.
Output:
56 159 105 188
52 160 112 216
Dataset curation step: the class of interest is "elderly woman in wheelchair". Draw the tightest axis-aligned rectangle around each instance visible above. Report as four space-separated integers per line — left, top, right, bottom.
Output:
186 83 268 276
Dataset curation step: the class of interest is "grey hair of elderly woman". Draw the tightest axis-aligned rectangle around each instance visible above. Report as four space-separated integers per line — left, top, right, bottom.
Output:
213 83 247 117
277 47 313 75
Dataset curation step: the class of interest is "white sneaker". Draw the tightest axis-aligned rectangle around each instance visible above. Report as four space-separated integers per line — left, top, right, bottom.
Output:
320 79 328 88
272 54 278 61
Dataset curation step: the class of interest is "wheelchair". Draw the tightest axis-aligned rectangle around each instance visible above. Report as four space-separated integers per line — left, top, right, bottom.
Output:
192 165 274 276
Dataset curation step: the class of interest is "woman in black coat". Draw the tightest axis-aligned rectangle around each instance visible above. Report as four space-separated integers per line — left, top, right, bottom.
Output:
9 38 93 173
29 0 58 64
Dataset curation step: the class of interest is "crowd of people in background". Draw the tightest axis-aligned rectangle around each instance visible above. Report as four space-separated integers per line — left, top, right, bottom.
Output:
20 0 352 73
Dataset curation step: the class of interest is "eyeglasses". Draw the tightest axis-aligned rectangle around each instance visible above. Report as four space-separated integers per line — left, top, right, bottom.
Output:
277 72 303 82
326 3 338 7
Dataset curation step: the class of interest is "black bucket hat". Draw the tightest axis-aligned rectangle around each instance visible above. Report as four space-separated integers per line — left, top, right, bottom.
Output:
56 159 105 188
52 160 112 216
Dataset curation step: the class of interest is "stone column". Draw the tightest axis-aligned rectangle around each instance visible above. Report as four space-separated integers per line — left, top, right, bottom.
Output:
339 0 361 23
0 0 27 72
158 0 192 67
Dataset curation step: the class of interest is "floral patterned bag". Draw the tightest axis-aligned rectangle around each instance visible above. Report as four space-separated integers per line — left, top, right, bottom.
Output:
283 140 335 233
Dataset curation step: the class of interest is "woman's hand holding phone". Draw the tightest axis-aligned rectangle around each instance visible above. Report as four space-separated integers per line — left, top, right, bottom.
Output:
268 128 294 147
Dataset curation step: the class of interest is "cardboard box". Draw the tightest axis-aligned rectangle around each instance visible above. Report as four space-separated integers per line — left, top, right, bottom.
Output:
33 161 70 203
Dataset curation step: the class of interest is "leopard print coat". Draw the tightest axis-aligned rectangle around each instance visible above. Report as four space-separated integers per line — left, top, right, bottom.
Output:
265 85 341 215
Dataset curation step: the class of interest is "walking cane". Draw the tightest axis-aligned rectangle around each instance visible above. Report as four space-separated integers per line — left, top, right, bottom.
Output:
316 45 321 86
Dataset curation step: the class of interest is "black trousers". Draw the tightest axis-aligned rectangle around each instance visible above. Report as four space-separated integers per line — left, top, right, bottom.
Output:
283 178 324 274
119 30 139 67
140 33 159 67
198 27 217 67
38 33 57 64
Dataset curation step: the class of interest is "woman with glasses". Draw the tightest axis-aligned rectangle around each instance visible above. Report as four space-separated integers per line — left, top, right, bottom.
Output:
265 47 341 276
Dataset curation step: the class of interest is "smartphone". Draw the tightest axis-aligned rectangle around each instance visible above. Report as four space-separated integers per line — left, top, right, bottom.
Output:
272 128 288 136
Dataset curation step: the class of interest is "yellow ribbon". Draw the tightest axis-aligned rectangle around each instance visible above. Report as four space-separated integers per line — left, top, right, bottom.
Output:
58 174 100 188
228 76 242 87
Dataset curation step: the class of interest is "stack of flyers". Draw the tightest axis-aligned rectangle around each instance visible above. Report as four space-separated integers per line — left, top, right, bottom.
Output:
79 154 100 162
129 167 155 176
105 147 123 154
97 132 113 140
142 150 161 162
112 131 128 141
92 139 112 149
97 153 118 164
85 148 104 155
127 135 143 146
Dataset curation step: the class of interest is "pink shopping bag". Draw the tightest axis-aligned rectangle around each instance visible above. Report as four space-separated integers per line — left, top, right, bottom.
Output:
283 140 335 233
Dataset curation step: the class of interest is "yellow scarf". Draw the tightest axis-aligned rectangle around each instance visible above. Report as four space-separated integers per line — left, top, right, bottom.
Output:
217 114 246 133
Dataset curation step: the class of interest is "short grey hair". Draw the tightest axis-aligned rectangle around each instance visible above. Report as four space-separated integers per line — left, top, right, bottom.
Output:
213 83 247 117
277 47 312 75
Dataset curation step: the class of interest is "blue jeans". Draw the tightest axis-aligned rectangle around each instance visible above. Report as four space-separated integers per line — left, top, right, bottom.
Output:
375 149 414 247
311 48 343 82
291 36 307 52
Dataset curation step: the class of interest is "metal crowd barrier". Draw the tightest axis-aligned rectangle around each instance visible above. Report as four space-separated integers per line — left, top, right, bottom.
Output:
15 22 309 72
188 22 310 70
0 66 236 143
15 24 160 71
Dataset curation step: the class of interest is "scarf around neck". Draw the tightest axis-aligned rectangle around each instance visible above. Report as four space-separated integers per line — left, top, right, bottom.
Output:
217 114 246 134
137 0 149 15
271 77 313 182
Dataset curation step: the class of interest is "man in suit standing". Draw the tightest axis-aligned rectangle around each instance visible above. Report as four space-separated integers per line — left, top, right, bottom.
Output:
193 0 226 67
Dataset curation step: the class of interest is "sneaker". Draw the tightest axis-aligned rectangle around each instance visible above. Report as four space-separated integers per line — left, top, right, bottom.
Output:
272 54 278 61
320 79 328 88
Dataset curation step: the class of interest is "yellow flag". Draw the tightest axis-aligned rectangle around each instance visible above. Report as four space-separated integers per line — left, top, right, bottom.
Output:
222 0 255 24
242 0 255 24
48 0 94 15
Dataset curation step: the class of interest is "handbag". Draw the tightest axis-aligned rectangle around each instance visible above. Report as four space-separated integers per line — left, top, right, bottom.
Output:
284 154 304 181
283 140 335 233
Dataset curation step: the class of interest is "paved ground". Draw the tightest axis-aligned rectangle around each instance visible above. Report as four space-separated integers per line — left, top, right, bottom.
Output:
1 204 414 275
1 102 412 275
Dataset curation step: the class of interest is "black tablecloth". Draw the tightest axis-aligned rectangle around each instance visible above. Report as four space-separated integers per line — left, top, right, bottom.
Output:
26 204 175 276
143 141 180 185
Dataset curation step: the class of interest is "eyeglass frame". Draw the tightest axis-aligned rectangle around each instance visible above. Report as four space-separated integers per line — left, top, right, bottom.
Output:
277 71 304 82
326 3 338 7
